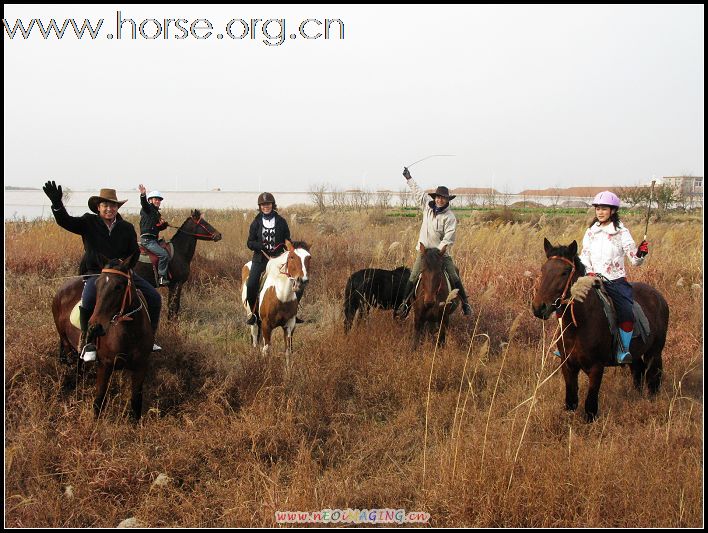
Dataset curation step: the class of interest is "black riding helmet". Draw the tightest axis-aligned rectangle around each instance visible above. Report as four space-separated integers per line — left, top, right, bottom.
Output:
257 192 277 210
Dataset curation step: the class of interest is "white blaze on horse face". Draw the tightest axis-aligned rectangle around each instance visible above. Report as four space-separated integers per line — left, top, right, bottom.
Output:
294 249 311 281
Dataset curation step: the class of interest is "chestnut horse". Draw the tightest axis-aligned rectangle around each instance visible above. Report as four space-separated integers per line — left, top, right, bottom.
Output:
241 240 310 367
134 209 222 319
412 244 458 347
52 251 153 420
532 239 669 421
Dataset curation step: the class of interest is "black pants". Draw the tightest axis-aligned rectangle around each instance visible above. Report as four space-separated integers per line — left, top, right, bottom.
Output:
246 260 267 313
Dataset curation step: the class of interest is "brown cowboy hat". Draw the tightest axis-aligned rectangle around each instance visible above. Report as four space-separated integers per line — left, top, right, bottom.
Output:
88 189 128 214
428 186 456 201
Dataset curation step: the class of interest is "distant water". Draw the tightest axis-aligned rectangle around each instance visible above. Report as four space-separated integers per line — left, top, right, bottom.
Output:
4 190 317 220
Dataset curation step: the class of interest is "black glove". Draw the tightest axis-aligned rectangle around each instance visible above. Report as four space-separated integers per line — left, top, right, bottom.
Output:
43 180 63 207
403 167 412 180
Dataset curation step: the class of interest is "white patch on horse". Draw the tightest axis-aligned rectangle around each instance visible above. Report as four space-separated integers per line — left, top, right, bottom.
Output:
294 248 311 281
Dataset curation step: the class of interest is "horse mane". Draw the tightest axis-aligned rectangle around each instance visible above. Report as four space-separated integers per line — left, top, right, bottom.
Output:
546 243 586 276
290 240 310 251
392 266 410 274
104 258 122 269
421 247 443 269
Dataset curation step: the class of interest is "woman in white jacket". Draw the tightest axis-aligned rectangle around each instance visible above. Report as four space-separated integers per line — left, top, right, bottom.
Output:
578 191 649 364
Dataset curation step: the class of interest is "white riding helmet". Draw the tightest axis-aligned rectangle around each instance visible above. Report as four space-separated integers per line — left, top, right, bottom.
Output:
147 191 164 201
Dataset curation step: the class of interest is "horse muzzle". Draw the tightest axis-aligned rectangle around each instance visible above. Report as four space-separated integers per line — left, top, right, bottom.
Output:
213 233 222 242
532 302 556 320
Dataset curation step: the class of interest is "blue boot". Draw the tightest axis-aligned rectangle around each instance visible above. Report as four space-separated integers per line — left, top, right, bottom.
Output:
616 329 633 364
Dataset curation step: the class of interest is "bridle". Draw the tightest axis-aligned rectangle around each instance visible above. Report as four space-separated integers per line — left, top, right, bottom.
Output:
100 268 144 324
169 216 218 240
545 255 578 326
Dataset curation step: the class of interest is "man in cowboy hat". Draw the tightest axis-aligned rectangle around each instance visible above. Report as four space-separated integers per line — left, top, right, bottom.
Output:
395 167 472 319
42 181 163 359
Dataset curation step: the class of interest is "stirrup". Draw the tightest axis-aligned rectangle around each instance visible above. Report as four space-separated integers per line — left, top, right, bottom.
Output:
395 302 410 319
616 351 632 365
81 343 97 362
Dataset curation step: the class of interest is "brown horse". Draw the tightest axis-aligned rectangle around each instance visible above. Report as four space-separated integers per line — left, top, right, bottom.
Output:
412 244 458 348
532 238 669 421
241 240 311 368
52 251 153 420
134 209 222 319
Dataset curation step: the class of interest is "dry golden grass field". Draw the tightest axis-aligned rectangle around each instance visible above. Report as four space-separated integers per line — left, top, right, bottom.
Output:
4 207 703 527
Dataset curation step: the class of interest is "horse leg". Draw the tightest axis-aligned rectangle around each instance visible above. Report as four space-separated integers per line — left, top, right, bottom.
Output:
412 316 424 350
561 362 580 411
261 323 273 356
250 324 259 348
173 283 183 317
584 364 605 422
644 339 665 396
93 360 114 417
630 355 647 392
167 284 176 320
437 318 447 348
129 363 147 422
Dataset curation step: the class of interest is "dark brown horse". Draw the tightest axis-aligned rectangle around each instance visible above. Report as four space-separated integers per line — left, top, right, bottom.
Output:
412 244 458 347
532 238 669 421
52 251 153 420
134 209 222 319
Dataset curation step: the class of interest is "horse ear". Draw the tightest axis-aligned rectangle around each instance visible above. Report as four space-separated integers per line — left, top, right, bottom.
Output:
98 253 111 268
419 242 425 254
439 245 447 256
285 239 294 251
568 240 578 257
123 249 140 271
543 238 553 257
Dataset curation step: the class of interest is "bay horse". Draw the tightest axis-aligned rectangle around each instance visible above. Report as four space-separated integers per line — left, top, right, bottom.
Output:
241 240 311 367
412 244 458 348
52 251 153 420
343 266 411 332
532 238 669 421
134 209 222 319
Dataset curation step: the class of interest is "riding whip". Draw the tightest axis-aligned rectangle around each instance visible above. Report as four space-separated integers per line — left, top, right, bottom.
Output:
643 180 656 241
406 154 456 168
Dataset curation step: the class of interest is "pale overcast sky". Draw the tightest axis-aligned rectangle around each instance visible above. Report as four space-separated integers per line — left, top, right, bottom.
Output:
3 4 704 193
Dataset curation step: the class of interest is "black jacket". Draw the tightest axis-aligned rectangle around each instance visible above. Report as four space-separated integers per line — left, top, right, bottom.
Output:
139 194 168 239
51 206 139 275
247 212 290 263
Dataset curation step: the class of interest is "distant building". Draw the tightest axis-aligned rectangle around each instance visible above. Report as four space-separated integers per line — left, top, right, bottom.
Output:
658 176 703 196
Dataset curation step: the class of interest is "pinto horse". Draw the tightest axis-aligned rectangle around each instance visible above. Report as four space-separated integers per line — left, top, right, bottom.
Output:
134 209 222 319
241 240 310 366
532 238 669 421
52 251 153 420
412 244 458 347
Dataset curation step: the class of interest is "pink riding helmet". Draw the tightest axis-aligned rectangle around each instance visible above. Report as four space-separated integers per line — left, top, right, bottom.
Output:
592 191 621 207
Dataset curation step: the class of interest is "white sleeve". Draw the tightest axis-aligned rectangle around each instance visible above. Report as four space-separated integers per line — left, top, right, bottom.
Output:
407 178 428 208
621 227 645 266
579 229 593 272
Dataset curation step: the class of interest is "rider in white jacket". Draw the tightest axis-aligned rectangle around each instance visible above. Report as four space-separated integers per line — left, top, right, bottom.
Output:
577 191 649 364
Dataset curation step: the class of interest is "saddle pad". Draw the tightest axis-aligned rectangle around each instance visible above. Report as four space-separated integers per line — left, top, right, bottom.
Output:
70 301 82 329
139 241 174 263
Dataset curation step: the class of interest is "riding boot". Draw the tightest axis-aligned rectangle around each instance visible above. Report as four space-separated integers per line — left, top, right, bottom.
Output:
453 280 473 316
78 305 96 362
395 280 417 319
246 302 259 325
616 328 633 364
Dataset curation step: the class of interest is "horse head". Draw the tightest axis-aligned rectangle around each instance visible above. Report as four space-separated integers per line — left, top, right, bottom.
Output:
419 243 446 308
532 238 585 320
89 250 141 338
283 239 311 293
179 209 222 241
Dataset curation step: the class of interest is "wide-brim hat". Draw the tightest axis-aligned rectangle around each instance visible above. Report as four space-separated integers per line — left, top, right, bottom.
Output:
88 189 128 214
428 186 456 201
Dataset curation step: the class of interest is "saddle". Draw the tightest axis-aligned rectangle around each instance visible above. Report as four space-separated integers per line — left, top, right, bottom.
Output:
139 240 174 284
592 280 651 352
138 240 174 266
